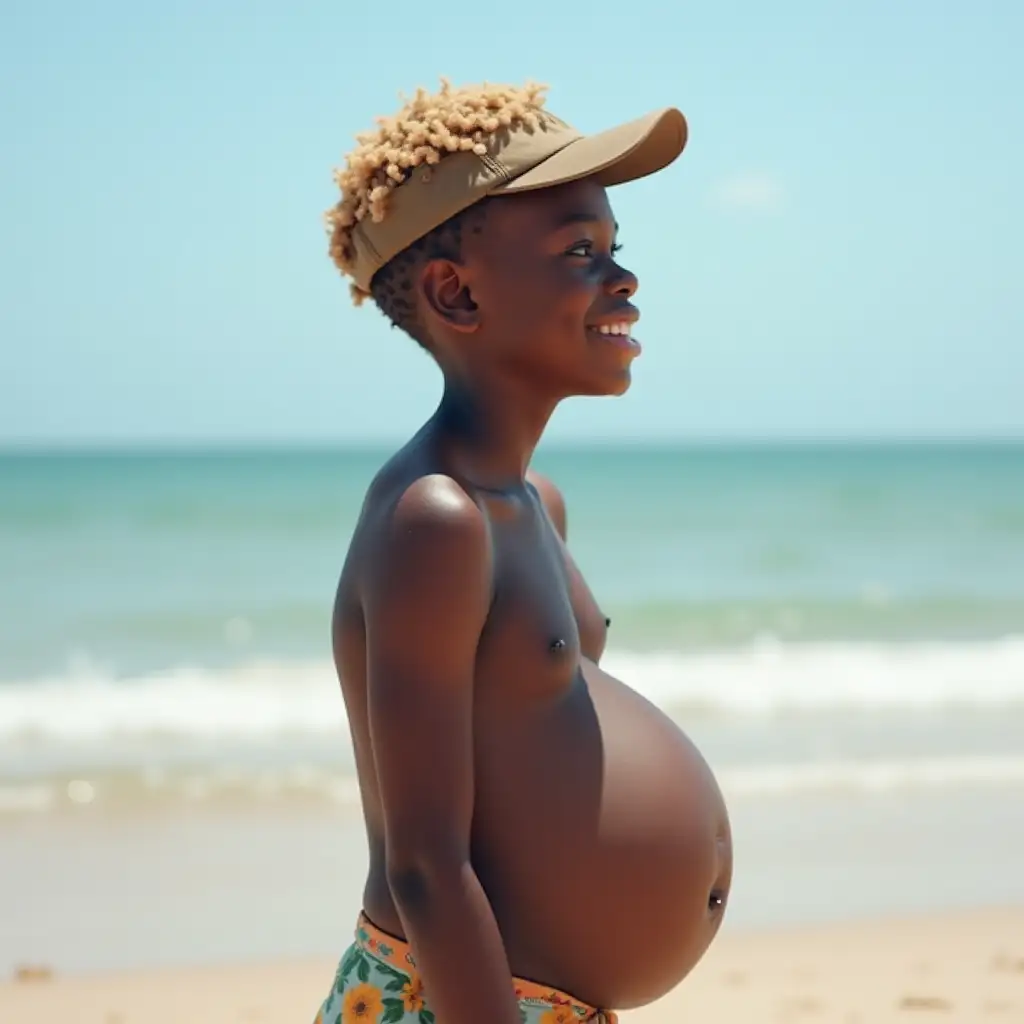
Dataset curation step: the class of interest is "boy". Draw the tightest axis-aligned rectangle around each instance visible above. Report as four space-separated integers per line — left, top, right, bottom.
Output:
318 81 731 1024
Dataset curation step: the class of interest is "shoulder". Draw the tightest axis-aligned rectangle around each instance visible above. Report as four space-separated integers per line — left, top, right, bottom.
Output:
388 473 487 544
363 472 491 591
361 473 493 659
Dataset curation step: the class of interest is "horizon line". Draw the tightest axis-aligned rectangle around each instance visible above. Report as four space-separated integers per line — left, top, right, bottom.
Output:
2 435 1023 456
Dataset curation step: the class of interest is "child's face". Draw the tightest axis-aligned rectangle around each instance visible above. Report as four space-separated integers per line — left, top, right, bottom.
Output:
450 178 642 398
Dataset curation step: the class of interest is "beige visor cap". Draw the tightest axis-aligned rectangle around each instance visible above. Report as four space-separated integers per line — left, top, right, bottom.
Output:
347 105 688 293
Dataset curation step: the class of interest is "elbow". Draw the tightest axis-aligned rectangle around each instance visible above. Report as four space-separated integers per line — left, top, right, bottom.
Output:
385 846 470 916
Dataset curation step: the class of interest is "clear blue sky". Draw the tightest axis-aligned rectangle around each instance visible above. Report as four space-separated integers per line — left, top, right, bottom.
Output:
1 0 1021 445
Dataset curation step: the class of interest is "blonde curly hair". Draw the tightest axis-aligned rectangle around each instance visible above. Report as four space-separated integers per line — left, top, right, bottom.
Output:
325 79 549 339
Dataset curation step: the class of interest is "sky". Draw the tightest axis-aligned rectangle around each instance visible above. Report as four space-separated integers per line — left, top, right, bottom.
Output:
1 0 1021 446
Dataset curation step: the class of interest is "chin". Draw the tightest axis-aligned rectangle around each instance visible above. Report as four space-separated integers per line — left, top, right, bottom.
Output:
561 366 632 400
607 371 633 396
596 368 633 398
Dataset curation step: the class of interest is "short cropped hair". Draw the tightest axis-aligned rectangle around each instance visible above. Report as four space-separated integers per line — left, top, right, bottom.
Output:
325 80 547 346
365 201 489 348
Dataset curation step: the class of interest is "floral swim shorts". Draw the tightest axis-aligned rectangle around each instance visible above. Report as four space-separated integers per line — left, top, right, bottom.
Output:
313 913 617 1024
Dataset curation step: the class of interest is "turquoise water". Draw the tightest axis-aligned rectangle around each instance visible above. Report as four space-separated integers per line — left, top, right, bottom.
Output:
3 443 1023 677
2 443 1024 810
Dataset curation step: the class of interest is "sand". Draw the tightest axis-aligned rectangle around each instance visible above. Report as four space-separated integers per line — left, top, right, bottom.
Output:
4 907 1022 1024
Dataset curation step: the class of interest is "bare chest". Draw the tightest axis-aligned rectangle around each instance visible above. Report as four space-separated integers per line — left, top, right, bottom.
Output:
474 502 604 701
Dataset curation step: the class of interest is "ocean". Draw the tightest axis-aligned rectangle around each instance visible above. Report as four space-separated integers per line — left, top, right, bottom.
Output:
2 443 1024 816
4 442 1024 973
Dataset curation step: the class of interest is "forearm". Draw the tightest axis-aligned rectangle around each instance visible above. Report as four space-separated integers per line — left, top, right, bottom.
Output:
388 858 521 1024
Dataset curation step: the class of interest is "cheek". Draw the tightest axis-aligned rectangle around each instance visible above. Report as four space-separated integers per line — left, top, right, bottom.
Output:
479 263 597 346
530 272 597 334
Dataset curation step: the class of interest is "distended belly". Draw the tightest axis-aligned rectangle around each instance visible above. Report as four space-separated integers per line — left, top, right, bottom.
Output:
472 660 732 1010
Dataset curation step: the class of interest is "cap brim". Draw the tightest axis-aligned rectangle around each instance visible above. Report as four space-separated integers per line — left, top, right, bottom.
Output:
494 107 687 194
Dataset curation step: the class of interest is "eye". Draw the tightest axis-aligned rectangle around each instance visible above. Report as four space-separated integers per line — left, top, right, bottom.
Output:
565 241 593 258
565 241 624 258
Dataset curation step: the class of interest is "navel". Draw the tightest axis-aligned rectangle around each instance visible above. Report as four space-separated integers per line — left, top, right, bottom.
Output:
549 637 567 654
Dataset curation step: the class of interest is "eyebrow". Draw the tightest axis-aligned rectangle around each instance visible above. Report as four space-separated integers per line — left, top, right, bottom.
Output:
551 211 619 234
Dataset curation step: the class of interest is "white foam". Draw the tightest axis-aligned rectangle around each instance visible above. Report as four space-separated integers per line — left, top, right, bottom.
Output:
720 755 1024 797
1 755 1020 817
602 636 1024 712
1 637 1023 744
0 659 346 742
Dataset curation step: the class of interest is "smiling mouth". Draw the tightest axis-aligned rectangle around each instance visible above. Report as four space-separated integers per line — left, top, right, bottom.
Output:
586 321 641 353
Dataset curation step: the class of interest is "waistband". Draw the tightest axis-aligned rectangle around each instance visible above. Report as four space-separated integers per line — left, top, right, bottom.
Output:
355 913 618 1023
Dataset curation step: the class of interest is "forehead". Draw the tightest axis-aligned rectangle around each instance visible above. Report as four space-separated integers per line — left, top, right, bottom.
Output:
483 178 617 240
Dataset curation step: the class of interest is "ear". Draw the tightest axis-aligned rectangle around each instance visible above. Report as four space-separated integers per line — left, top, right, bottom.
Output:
418 259 480 334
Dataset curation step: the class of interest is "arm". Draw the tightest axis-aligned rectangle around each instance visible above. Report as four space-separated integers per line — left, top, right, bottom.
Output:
362 475 521 1024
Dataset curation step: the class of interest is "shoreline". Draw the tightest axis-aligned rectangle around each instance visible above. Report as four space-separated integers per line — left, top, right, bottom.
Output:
5 782 1024 978
4 907 1022 1023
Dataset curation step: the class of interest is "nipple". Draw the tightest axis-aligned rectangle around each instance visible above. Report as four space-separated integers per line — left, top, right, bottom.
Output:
604 616 612 628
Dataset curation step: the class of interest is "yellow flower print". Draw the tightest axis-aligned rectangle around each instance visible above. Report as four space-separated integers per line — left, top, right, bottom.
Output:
401 973 425 1012
342 982 384 1023
538 1006 577 1024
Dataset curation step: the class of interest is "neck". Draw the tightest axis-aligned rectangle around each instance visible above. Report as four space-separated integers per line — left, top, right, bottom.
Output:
433 370 559 491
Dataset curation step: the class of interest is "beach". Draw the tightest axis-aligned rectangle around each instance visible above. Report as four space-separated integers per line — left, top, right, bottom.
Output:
2 445 1023 1021
5 0 1023 1011
4 792 1024 1024
3 780 1024 1022
5 905 1023 1023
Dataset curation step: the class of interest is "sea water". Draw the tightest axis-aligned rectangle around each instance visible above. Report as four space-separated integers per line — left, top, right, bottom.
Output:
2 443 1023 815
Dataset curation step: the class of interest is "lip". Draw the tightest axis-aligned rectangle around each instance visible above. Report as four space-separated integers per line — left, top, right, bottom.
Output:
585 307 641 355
586 307 640 331
586 327 641 355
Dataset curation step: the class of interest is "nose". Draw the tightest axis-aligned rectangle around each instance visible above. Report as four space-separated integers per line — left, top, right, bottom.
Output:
603 261 638 299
